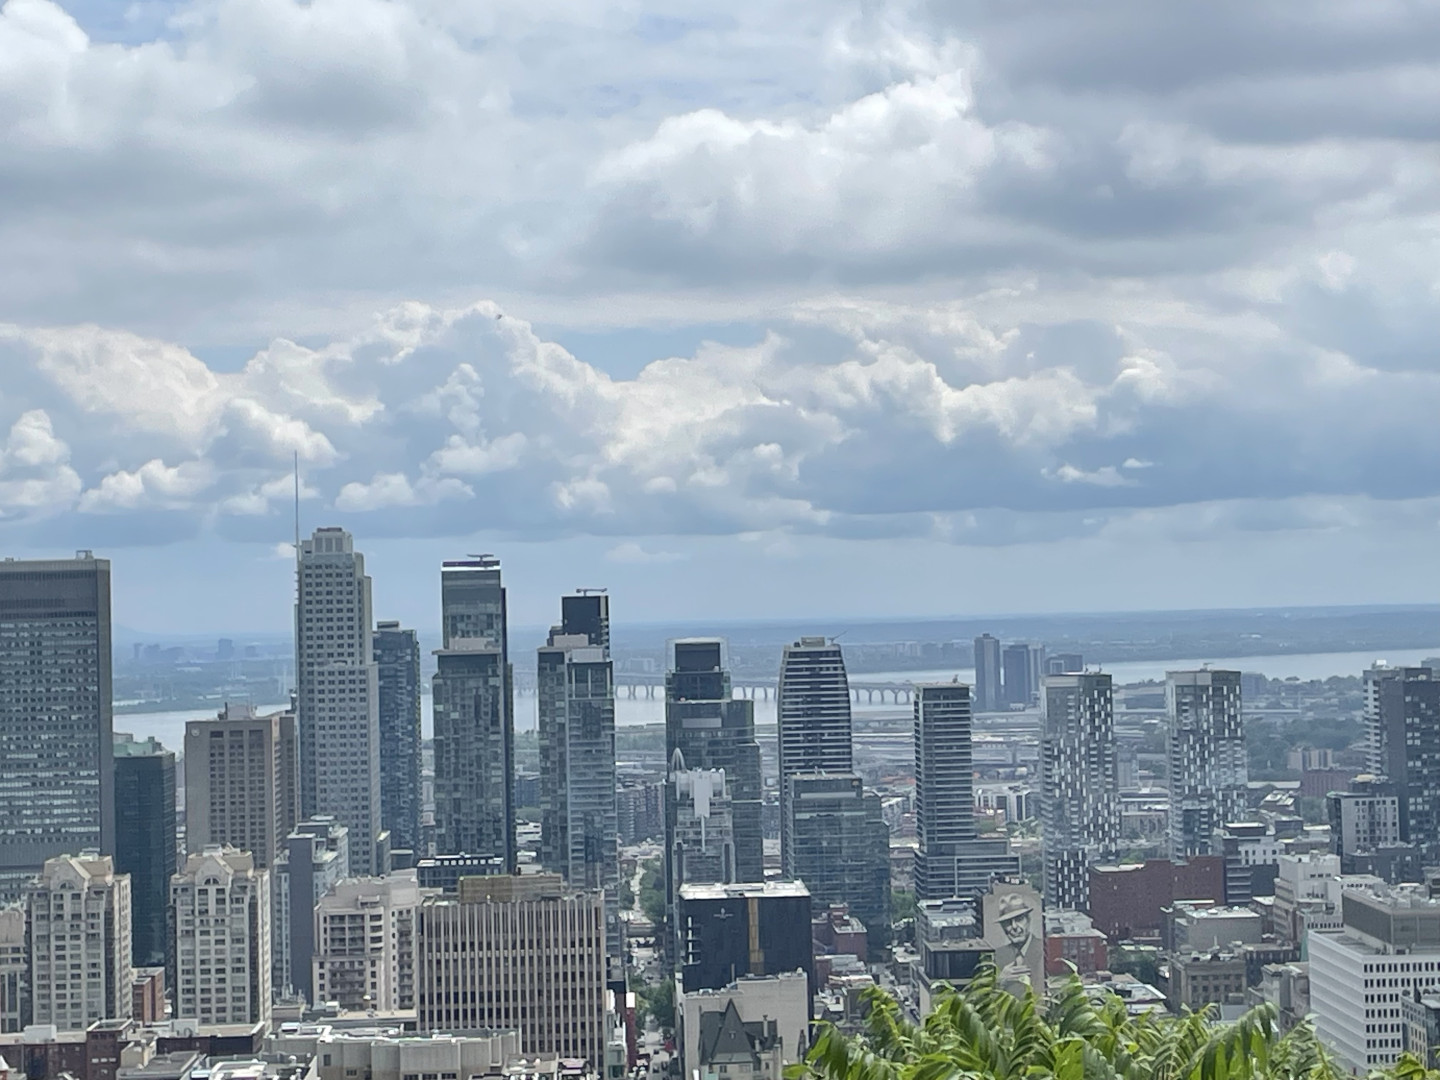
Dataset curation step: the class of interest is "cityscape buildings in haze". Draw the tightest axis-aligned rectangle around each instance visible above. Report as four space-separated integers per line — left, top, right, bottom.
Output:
0 553 113 901
972 634 1001 712
537 592 619 954
1040 672 1119 911
664 639 763 910
912 682 1018 901
295 527 383 874
375 620 423 856
1166 669 1247 859
432 556 515 869
776 637 853 876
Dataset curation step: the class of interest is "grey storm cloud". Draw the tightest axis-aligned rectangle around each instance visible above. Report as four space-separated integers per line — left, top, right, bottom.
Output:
1 0 1440 558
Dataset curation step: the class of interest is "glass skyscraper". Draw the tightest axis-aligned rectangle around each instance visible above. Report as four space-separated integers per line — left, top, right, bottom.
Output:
113 734 177 971
0 553 113 902
375 621 423 855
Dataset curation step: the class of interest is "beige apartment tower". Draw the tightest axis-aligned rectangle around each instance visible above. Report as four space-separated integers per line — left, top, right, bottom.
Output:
25 853 133 1031
313 871 421 1013
171 846 271 1027
184 704 299 867
417 875 606 1065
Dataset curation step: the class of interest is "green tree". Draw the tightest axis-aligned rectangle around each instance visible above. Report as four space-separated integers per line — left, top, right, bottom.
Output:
792 966 1351 1080
639 977 676 1034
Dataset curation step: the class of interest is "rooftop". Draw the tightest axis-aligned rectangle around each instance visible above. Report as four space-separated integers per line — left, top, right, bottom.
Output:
679 881 810 901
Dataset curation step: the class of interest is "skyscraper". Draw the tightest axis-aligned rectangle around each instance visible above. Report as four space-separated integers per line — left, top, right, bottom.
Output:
375 621 423 855
26 853 132 1030
1167 669 1247 859
171 846 271 1027
184 704 299 868
669 756 736 889
1364 665 1440 862
417 875 606 1064
432 556 514 869
538 593 619 950
1040 673 1119 911
783 773 890 939
913 683 1017 901
1002 643 1041 707
665 640 763 896
972 635 1001 713
113 734 177 972
0 553 113 900
776 637 852 875
296 527 382 875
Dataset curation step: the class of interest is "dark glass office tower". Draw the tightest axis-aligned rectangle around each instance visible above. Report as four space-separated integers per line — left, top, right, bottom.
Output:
538 593 620 956
432 556 515 869
665 639 763 909
972 634 1001 712
376 621 423 854
0 553 113 901
784 772 890 940
113 734 176 970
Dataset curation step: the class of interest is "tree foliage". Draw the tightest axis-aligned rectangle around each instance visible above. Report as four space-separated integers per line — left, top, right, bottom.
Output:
790 967 1360 1080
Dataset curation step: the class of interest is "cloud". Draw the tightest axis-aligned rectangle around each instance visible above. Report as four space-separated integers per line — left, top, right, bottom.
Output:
605 541 685 564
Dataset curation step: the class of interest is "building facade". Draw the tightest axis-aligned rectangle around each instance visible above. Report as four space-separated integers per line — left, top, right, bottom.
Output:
113 735 176 974
374 622 423 856
0 907 24 1032
679 972 810 1080
273 816 349 1002
669 760 736 891
1364 666 1440 863
416 875 606 1065
783 773 889 941
1167 670 1247 859
0 554 113 900
432 557 515 869
665 640 763 905
183 705 299 869
677 882 814 1000
170 847 271 1027
313 871 421 1013
296 527 382 875
1040 673 1119 911
26 853 132 1031
776 638 853 876
913 683 1017 901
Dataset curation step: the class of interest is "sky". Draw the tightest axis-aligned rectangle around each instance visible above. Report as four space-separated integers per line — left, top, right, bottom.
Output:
3 0 1440 634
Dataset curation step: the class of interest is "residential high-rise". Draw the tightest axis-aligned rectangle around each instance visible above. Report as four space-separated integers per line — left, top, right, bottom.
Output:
313 870 421 1013
417 875 606 1064
972 635 1001 713
783 773 890 939
776 638 852 876
538 594 619 927
432 556 514 869
665 639 763 902
1040 673 1119 912
913 683 1017 901
296 526 383 875
375 622 423 856
25 853 132 1031
113 734 177 972
1046 654 1084 676
171 846 271 1027
273 816 349 1002
184 704 299 868
1167 670 1247 859
0 554 113 900
1364 665 1440 862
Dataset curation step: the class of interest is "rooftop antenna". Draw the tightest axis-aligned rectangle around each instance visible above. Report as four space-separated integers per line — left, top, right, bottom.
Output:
576 587 608 595
293 451 301 561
